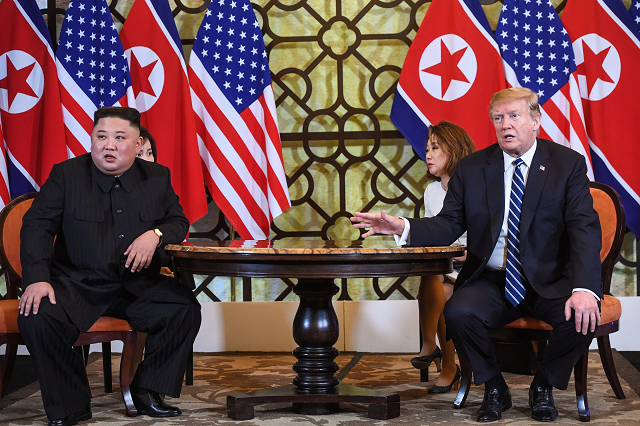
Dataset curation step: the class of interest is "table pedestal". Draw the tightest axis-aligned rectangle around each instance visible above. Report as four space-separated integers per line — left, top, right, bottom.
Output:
227 279 400 420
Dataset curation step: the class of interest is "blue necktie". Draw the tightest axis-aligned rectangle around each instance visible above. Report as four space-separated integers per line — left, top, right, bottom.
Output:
505 158 526 306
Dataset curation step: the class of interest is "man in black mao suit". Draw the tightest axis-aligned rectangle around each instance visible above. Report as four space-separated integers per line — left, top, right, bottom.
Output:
18 107 201 426
352 88 601 422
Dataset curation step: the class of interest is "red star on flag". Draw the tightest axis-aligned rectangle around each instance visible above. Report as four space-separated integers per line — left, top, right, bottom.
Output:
0 57 37 109
576 42 614 95
129 52 157 98
422 40 469 98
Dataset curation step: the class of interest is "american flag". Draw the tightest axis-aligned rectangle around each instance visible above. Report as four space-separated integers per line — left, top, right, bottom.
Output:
496 0 593 179
188 0 291 240
631 0 640 32
55 0 134 157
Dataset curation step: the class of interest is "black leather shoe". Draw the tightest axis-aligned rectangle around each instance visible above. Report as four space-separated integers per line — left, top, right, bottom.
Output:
529 385 558 422
132 391 182 417
476 386 512 422
48 404 91 426
428 364 461 394
411 346 442 371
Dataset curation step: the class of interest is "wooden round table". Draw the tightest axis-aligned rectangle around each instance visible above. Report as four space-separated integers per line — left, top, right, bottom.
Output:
166 238 464 420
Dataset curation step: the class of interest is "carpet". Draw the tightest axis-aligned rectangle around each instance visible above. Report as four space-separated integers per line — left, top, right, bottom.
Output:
1 350 639 425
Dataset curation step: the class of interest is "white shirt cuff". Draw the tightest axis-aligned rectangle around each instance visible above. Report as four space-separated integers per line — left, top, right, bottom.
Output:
394 217 410 246
572 288 600 301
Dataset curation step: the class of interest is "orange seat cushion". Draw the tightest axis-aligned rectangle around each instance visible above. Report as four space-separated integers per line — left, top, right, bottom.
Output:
600 295 622 325
501 294 621 331
0 299 20 333
0 300 132 334
502 316 553 330
86 316 134 332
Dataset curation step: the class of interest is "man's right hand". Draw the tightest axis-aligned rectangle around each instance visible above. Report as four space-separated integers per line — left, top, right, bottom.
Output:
350 210 405 238
19 282 56 316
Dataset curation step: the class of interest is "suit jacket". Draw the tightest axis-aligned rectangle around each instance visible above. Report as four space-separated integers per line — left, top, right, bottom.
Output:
20 154 193 331
407 138 603 300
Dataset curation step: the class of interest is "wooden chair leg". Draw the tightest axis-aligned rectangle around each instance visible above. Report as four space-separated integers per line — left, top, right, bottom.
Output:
73 345 86 364
453 352 472 409
597 335 625 399
537 340 547 361
120 331 137 417
83 345 90 366
420 367 429 383
186 347 194 386
102 342 112 393
418 325 428 382
574 351 590 422
1 343 18 398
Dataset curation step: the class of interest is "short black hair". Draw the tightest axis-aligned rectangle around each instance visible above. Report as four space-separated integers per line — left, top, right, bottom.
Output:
93 107 141 131
139 125 158 163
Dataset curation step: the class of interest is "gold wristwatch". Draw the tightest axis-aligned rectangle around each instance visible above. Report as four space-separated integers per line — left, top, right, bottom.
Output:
153 228 163 247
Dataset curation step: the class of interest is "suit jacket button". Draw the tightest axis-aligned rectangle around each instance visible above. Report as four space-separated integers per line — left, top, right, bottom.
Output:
119 234 125 239
116 209 123 214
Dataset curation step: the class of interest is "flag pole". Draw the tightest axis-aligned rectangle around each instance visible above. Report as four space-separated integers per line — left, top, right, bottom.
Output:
229 222 236 301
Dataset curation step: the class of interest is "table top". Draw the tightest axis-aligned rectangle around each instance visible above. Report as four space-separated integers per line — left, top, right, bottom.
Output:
165 238 463 256
165 239 463 279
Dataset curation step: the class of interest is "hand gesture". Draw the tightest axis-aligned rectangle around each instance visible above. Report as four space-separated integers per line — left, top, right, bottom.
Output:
124 230 160 272
350 210 405 238
565 291 601 335
19 282 56 316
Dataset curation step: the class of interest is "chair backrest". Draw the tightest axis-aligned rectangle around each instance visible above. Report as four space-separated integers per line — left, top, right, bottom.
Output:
0 192 37 298
589 182 626 296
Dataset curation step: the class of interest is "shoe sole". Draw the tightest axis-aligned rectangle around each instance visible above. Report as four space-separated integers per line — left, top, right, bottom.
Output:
49 412 91 426
532 411 558 422
137 409 182 418
411 360 431 369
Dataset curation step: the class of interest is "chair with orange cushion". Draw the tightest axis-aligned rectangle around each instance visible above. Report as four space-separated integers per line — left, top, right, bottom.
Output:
0 193 138 416
453 182 626 422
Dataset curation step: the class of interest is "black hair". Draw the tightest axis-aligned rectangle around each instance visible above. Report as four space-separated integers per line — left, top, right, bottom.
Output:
139 125 158 163
93 107 141 131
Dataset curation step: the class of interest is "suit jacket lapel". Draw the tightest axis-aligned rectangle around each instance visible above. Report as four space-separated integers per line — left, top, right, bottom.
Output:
519 139 550 238
484 146 505 245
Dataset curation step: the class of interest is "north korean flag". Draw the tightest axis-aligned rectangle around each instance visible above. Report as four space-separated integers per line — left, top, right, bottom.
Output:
391 0 506 158
563 0 640 237
0 0 68 202
0 122 10 207
120 0 208 224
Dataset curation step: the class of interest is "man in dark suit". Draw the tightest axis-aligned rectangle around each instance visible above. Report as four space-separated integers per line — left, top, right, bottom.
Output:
18 107 201 426
352 87 601 422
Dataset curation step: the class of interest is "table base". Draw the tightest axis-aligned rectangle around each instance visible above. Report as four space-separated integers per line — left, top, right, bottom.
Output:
227 382 400 420
226 278 400 420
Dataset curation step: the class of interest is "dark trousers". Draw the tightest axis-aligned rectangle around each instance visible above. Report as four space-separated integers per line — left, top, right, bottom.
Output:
17 292 201 420
443 270 595 390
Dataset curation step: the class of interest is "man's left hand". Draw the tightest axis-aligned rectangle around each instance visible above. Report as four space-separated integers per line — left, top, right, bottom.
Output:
565 291 600 335
124 230 159 272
